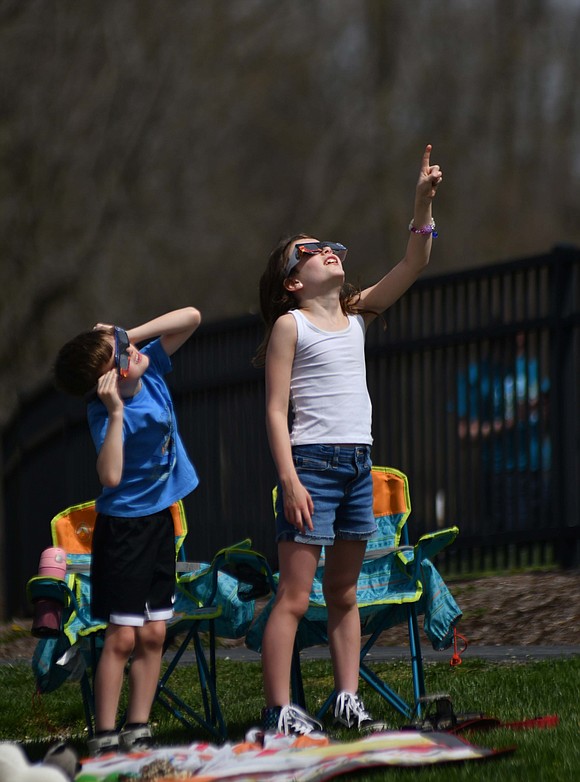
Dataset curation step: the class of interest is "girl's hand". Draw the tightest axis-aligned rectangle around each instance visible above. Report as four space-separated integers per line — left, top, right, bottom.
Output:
416 144 443 200
283 478 315 532
96 369 124 414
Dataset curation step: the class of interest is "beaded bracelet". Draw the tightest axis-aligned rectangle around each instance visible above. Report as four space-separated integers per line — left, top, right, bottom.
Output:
408 218 438 237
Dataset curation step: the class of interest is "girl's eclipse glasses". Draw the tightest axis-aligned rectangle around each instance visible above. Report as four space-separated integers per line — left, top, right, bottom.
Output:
114 326 130 378
285 241 347 276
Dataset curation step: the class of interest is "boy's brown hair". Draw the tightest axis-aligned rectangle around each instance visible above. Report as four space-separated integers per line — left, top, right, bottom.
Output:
54 328 114 397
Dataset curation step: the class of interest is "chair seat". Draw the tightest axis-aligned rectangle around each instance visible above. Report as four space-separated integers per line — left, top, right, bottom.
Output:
173 558 256 640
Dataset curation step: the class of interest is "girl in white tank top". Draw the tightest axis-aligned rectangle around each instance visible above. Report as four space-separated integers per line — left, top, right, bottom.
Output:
254 145 443 735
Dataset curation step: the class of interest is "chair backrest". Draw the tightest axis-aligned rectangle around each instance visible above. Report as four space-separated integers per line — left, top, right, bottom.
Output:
45 500 189 646
51 501 97 555
365 466 412 559
50 499 188 560
317 466 411 566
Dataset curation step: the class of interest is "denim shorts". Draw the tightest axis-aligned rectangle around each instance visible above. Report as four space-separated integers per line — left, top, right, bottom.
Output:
275 444 377 546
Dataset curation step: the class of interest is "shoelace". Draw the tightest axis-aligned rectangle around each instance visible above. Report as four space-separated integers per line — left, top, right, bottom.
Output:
335 692 372 727
278 704 322 735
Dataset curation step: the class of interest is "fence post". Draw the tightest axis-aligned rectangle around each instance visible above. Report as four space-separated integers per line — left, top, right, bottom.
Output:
0 445 5 620
550 244 580 567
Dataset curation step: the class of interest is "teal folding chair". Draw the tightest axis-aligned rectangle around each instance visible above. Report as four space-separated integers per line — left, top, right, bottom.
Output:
159 538 276 740
27 500 230 740
27 499 117 734
246 467 462 721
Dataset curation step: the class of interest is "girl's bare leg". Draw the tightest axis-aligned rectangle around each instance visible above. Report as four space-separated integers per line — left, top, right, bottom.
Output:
262 541 321 706
323 539 367 693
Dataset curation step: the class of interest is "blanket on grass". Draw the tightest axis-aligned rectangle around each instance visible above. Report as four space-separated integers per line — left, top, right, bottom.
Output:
76 730 511 781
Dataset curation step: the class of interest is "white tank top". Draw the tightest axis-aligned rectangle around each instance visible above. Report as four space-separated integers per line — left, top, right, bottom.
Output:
289 309 373 445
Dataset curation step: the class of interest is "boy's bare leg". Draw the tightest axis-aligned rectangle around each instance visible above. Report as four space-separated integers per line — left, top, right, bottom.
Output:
94 624 136 731
125 620 166 724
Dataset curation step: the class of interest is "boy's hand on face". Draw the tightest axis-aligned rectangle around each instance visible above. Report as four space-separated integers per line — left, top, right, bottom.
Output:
97 369 124 414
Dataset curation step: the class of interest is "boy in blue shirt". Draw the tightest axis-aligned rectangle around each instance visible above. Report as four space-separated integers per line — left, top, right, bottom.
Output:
54 307 201 754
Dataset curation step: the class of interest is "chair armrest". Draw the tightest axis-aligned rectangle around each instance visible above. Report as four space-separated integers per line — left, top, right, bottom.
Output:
401 527 459 581
65 563 91 574
176 561 203 573
363 546 413 562
212 542 276 601
27 576 70 606
414 527 459 562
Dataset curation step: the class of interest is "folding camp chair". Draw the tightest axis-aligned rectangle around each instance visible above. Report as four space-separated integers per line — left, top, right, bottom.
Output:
27 500 230 740
246 466 462 721
158 538 276 739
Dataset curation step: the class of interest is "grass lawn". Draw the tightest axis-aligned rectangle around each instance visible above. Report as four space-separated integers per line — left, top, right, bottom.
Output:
1 655 579 780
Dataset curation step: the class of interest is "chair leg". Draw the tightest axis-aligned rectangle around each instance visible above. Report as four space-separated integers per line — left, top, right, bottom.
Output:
209 621 217 724
191 626 225 736
80 668 96 737
359 663 414 719
78 635 100 737
315 689 336 721
314 660 415 722
407 604 426 711
295 608 426 722
311 607 425 722
290 640 306 708
156 623 227 741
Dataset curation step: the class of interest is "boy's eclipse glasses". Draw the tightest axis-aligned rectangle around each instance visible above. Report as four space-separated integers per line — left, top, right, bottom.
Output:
285 241 347 276
114 326 130 378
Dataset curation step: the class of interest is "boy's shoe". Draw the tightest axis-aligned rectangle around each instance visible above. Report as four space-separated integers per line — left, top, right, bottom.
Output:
119 724 154 752
87 731 119 757
333 691 386 732
262 704 324 736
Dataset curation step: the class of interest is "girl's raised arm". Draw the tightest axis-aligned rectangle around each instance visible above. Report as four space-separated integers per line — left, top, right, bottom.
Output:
359 145 442 322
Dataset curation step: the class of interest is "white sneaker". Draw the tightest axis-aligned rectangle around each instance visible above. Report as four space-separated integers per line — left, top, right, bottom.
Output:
333 691 386 732
262 704 324 736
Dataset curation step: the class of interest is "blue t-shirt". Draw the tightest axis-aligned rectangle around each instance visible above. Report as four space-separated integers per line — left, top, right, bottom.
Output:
87 339 199 516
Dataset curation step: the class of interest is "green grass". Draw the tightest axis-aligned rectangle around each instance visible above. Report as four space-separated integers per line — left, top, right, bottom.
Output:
1 656 579 780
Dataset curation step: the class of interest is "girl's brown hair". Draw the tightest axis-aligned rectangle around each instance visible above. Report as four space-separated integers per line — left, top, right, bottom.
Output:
252 234 363 367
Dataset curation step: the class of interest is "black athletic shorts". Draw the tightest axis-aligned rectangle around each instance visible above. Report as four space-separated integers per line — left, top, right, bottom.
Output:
91 508 176 626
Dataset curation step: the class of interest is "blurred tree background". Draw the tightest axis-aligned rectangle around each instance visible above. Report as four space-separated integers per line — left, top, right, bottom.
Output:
1 0 579 426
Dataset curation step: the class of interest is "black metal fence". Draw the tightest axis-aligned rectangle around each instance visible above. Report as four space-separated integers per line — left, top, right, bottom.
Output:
2 244 579 619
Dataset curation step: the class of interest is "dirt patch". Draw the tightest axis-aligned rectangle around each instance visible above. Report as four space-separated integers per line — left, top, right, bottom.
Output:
2 570 580 661
442 570 580 646
0 619 38 661
378 570 580 648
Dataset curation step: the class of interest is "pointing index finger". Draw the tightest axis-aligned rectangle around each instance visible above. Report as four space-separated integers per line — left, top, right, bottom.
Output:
422 144 432 171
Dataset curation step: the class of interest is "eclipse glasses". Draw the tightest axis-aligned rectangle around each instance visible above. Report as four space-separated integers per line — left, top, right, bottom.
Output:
285 241 348 276
114 326 130 378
